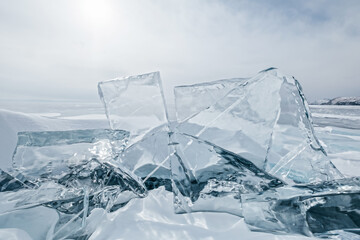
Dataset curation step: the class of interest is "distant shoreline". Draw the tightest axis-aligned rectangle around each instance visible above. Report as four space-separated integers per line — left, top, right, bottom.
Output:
311 97 360 106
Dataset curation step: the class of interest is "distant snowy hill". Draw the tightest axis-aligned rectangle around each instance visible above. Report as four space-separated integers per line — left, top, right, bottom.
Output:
312 97 360 105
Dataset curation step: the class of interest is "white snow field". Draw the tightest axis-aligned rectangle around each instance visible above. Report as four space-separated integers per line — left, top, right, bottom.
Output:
0 101 359 240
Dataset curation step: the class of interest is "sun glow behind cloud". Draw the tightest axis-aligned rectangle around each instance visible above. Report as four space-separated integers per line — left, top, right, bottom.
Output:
0 0 359 102
78 0 115 31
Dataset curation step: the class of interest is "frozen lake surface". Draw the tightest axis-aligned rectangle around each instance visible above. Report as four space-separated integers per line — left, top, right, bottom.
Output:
310 105 360 177
0 101 359 240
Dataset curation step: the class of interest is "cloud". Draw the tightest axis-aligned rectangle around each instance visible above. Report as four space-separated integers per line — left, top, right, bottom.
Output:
0 0 359 103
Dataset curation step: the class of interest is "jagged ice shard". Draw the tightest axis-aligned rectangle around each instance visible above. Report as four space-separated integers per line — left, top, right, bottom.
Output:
170 133 284 216
171 68 343 215
98 72 172 191
11 128 147 200
119 126 172 191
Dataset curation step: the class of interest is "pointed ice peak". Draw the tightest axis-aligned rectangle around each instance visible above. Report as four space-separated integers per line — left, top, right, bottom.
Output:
256 67 292 81
259 67 278 73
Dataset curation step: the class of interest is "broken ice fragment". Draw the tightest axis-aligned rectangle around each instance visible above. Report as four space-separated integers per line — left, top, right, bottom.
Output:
241 177 360 236
264 76 342 183
12 129 129 184
174 68 342 184
55 159 147 209
10 128 147 217
170 133 284 216
98 72 169 143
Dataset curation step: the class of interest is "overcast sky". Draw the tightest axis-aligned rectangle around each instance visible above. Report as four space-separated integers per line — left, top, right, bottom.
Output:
0 0 359 103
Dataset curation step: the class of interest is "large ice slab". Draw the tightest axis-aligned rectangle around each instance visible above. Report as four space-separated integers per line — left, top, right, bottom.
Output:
98 72 169 143
171 132 284 216
174 68 342 184
98 72 172 191
241 177 360 236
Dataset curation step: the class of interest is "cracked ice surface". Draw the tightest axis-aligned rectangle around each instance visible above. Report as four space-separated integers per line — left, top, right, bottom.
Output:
119 126 172 191
10 129 146 204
